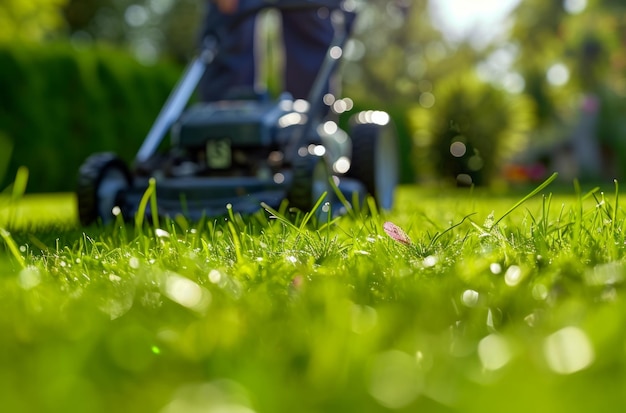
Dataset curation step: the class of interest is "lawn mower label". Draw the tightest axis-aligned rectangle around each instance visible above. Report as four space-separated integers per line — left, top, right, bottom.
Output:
206 139 231 169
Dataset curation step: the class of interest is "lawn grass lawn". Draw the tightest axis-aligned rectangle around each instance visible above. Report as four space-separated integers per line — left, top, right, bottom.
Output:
1 182 626 412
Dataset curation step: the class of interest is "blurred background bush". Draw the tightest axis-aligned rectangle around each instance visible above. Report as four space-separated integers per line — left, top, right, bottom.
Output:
409 74 535 186
1 0 626 192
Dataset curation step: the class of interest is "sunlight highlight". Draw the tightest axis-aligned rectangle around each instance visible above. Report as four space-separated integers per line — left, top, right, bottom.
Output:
18 266 41 290
564 0 587 14
165 273 211 312
478 334 512 371
543 327 595 374
504 265 523 286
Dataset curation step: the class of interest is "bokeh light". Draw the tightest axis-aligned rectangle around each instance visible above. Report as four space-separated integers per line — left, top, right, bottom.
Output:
547 63 570 87
450 141 467 157
564 0 587 14
543 327 595 374
478 334 512 371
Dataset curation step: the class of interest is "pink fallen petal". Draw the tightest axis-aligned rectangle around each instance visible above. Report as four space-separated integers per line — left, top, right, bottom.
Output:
291 274 304 290
383 221 412 245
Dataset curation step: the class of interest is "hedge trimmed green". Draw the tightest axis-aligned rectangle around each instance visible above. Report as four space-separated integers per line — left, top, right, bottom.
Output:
0 42 180 192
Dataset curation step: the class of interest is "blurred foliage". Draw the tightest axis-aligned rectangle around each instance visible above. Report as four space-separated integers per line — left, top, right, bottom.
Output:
409 73 535 186
0 43 179 192
344 0 487 105
0 0 69 42
61 0 204 64
2 0 626 186
508 0 626 181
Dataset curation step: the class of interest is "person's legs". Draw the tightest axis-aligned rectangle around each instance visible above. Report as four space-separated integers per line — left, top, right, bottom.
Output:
199 3 257 102
280 8 335 100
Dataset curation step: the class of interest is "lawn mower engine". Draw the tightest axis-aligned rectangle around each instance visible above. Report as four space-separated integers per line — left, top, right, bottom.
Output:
173 98 293 178
133 93 354 218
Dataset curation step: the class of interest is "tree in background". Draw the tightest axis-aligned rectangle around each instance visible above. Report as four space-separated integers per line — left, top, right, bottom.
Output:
508 0 626 181
343 0 489 105
62 0 203 64
357 0 536 185
0 0 69 42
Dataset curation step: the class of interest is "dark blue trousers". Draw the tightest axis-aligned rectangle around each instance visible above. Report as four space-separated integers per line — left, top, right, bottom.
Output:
199 0 338 102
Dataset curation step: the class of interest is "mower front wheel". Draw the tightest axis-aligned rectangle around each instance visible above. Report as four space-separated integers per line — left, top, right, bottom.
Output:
77 152 132 226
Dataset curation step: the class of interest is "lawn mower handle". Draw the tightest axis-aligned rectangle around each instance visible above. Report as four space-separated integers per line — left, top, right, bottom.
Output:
134 0 353 165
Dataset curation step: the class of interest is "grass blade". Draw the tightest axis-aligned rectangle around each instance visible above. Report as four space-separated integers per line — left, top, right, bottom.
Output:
491 172 558 229
135 178 156 231
0 228 25 268
150 178 160 229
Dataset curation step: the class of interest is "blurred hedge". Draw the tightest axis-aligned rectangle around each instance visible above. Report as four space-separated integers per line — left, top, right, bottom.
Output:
409 74 536 186
0 42 180 193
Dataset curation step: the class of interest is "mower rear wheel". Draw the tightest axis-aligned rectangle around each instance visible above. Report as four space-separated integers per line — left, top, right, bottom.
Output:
287 152 331 212
77 152 132 225
347 117 399 210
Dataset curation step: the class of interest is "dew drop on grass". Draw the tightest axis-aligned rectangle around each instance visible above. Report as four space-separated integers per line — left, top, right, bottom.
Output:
504 265 523 287
423 255 437 268
461 289 480 307
490 263 502 274
155 228 170 238
109 274 122 283
129 256 140 269
18 266 41 290
209 269 222 284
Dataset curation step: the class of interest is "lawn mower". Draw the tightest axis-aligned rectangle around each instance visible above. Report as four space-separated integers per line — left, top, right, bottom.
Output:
76 0 399 225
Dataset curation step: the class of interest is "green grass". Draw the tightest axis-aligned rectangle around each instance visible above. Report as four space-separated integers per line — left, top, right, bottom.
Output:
2 180 626 412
